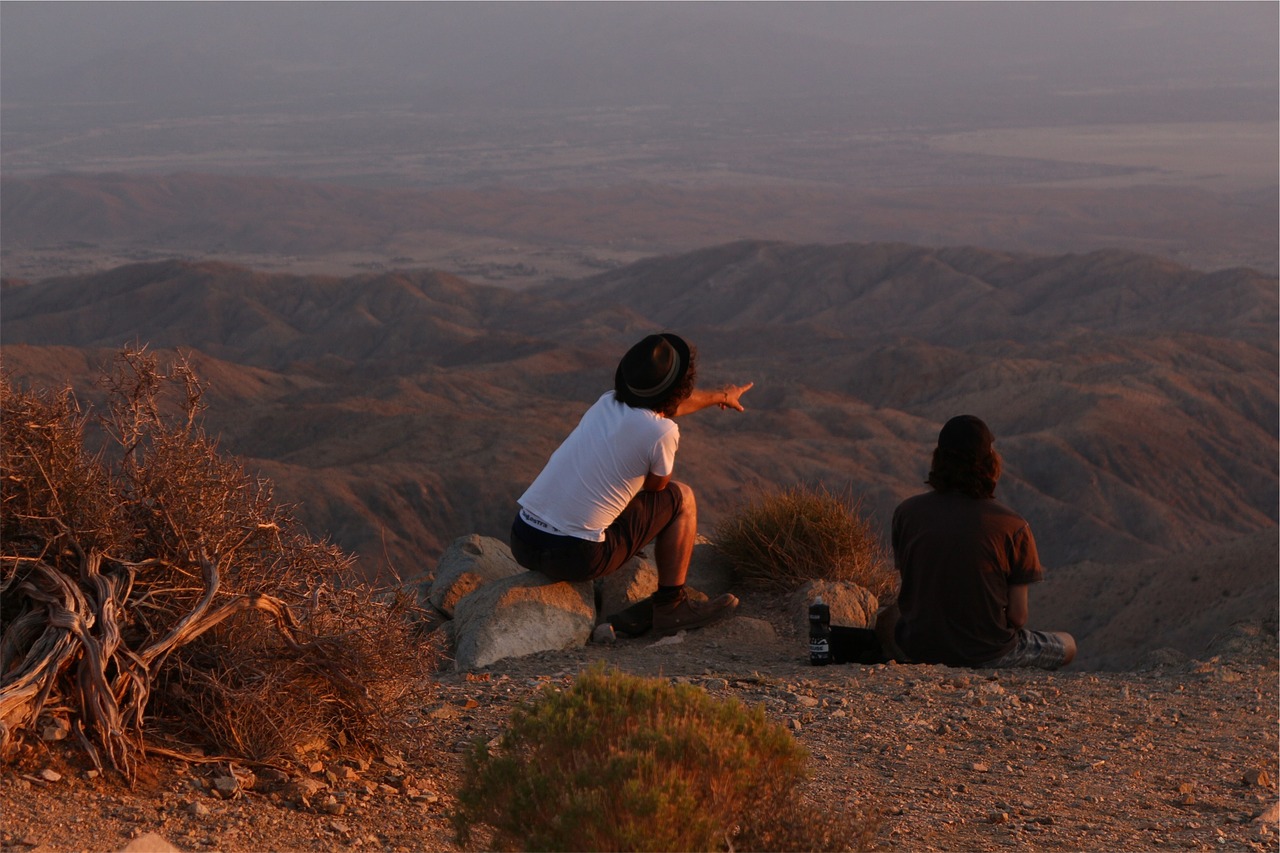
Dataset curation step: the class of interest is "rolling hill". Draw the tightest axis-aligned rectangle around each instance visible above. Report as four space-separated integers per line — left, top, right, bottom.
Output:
3 240 1276 668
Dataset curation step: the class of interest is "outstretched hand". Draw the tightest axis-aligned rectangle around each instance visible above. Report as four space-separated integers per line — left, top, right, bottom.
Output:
672 382 756 417
717 382 754 411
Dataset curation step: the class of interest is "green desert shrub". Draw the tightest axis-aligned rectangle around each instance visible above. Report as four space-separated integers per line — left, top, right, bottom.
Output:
452 664 878 852
713 483 896 600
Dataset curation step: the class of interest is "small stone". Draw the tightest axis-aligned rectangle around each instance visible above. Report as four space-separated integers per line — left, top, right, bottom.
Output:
989 812 1009 824
970 762 990 773
292 777 327 798
41 721 70 742
187 801 211 817
322 795 346 815
591 623 617 644
39 769 62 783
212 776 239 798
1243 770 1273 788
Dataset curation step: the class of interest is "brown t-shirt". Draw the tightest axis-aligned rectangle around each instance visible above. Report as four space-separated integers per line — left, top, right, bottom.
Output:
892 490 1044 666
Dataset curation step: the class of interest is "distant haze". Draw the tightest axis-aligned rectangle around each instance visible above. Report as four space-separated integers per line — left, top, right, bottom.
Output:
3 4 1276 108
2 2 1276 280
3 2 1276 181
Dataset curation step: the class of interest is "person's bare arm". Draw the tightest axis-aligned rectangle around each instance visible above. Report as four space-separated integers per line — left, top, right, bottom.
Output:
1007 584 1029 629
671 382 754 417
643 472 671 492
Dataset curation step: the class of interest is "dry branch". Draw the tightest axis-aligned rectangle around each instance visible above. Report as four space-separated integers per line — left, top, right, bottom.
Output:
1 348 435 780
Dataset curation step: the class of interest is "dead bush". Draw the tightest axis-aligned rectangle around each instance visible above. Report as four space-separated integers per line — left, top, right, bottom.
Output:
713 483 897 601
1 346 436 779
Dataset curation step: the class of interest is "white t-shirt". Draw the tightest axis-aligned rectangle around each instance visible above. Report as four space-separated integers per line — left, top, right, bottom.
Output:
519 391 679 542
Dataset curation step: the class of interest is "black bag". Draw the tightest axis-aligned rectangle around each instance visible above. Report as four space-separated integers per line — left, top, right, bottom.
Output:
830 626 889 665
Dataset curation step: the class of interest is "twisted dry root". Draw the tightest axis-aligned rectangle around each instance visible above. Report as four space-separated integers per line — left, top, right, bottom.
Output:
0 545 302 782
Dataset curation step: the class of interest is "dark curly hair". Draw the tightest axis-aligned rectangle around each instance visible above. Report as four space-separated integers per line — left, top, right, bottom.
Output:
615 346 698 417
926 446 1002 499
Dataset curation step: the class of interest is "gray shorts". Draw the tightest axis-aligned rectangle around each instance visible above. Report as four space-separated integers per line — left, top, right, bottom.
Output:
984 628 1070 670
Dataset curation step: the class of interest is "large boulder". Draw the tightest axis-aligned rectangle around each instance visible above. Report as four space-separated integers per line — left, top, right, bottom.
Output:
452 572 595 670
595 553 657 621
427 534 523 616
790 579 879 635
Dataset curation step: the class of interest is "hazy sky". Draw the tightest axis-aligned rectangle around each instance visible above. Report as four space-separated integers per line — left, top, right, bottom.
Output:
3 2 1276 114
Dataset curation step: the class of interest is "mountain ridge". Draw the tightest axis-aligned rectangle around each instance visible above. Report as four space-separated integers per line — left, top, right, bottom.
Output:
3 241 1275 666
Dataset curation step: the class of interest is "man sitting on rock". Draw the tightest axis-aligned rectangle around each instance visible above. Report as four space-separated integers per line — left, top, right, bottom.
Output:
887 415 1077 669
509 333 752 637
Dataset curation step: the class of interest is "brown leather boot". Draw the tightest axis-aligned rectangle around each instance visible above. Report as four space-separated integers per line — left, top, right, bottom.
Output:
652 589 739 637
607 596 655 637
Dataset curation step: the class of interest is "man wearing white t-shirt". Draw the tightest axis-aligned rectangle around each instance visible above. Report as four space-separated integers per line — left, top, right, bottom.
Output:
510 333 752 637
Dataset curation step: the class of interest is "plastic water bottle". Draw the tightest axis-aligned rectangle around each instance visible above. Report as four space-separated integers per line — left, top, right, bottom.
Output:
808 596 831 666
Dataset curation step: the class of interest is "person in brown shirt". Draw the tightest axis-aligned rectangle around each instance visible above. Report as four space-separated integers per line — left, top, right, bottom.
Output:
888 415 1076 669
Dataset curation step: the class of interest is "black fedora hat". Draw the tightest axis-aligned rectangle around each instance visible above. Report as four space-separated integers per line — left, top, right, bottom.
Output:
615 333 692 402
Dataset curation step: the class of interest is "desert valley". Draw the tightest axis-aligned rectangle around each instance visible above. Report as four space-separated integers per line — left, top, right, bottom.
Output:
1 4 1277 851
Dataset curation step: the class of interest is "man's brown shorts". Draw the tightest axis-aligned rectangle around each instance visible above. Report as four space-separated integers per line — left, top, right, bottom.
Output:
510 486 684 582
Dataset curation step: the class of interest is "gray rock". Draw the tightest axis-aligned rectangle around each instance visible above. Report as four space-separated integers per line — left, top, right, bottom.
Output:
428 534 523 616
595 554 657 619
453 572 595 670
790 579 879 635
686 539 735 596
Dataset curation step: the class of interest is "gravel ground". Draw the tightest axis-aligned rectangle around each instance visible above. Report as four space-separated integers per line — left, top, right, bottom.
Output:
2 601 1276 853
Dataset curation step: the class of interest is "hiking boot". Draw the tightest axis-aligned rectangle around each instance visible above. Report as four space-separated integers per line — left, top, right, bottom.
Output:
607 596 655 637
652 589 739 637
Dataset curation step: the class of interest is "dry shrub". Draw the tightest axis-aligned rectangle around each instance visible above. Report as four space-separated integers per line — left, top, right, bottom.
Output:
157 585 431 762
713 483 896 600
1 347 436 777
451 665 879 852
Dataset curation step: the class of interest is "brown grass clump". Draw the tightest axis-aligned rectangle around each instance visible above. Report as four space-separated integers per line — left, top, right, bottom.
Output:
713 483 896 601
451 664 879 852
1 346 436 779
